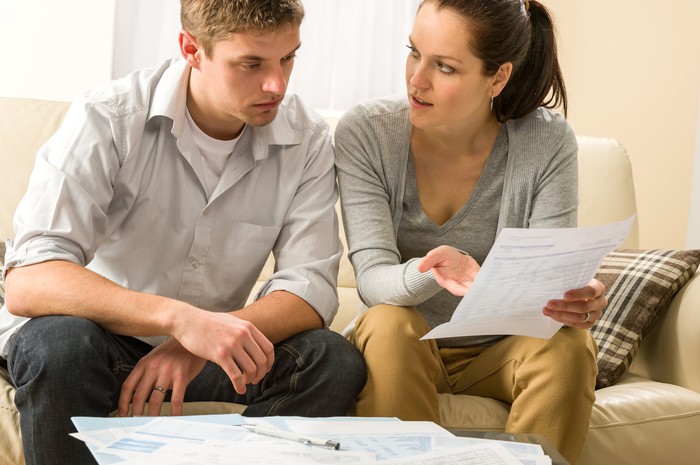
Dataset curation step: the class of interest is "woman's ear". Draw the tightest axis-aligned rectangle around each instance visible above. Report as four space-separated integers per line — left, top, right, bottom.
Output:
179 30 203 69
490 62 513 98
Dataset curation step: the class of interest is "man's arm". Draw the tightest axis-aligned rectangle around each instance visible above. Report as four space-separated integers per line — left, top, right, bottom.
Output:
235 291 322 343
112 286 321 418
4 260 275 393
6 261 181 335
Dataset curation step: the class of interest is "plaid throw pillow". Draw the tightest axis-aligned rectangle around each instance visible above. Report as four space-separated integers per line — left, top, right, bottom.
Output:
591 248 700 388
0 241 5 306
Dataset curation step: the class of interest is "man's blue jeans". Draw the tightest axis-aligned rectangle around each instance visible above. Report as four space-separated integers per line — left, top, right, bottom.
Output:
7 315 367 465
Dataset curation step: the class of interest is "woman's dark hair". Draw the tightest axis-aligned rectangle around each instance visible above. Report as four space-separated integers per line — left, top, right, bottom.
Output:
422 0 567 122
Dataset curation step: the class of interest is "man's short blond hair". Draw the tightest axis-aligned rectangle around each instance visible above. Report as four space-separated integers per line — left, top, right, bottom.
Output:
181 0 305 56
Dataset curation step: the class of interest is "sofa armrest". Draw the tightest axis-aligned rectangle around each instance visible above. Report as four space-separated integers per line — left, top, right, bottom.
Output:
629 271 700 392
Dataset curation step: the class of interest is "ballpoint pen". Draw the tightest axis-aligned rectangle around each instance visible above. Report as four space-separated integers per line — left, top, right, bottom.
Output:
242 424 341 450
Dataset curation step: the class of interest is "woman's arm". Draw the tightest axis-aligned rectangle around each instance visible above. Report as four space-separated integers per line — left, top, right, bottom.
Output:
334 104 443 307
524 111 607 327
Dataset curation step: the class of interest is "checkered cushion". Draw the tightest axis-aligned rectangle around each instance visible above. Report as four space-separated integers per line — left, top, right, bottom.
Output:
592 249 700 388
0 241 5 306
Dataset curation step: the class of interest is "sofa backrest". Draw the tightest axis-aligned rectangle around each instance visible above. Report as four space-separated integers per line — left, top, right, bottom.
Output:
0 98 72 240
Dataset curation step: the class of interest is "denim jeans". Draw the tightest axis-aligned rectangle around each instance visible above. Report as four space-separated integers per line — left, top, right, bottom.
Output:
7 315 367 465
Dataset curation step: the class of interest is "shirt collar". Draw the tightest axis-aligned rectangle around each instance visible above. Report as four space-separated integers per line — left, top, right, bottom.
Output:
148 58 189 128
248 96 301 161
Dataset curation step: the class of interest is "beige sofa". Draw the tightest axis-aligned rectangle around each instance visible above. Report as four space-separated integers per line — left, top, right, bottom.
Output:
1 97 699 465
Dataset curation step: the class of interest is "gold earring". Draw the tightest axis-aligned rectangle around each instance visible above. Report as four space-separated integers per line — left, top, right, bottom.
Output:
490 96 494 112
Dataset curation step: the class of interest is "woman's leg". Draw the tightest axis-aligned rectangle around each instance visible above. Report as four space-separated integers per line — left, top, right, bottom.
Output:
350 305 444 422
442 328 598 465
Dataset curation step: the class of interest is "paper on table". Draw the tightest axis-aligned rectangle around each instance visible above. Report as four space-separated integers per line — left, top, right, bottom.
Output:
72 414 248 464
422 216 634 340
73 415 550 464
286 419 450 436
379 442 524 465
93 417 373 464
285 418 452 460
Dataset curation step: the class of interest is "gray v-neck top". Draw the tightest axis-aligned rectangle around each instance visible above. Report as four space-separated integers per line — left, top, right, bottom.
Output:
397 128 508 346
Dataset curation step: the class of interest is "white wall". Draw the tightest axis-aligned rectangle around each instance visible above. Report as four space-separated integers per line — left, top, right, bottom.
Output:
548 0 700 249
687 90 700 248
0 0 116 102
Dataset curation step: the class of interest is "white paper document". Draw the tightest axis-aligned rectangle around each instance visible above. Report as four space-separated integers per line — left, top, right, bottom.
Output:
380 442 525 465
423 216 634 340
72 415 553 464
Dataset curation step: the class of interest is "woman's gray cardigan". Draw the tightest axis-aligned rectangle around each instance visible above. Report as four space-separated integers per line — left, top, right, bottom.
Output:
334 96 578 315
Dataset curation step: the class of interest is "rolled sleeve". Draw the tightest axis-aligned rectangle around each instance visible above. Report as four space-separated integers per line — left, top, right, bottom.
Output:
255 128 342 326
8 97 122 276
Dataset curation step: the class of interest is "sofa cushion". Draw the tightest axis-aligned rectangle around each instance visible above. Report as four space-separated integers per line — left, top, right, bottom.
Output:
584 374 700 465
592 248 700 388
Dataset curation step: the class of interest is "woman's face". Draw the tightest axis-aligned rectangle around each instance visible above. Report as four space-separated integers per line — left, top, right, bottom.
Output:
405 2 494 130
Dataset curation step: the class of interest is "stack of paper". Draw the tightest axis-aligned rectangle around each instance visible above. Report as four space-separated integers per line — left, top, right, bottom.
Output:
71 415 552 465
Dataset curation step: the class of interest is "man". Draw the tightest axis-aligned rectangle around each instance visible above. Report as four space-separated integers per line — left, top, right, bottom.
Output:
0 1 366 464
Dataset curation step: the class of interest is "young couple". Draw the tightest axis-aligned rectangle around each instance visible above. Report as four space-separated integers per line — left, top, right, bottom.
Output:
0 1 606 464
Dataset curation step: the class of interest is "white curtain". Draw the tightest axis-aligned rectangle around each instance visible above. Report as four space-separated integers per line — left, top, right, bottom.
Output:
289 0 420 113
112 0 182 80
111 0 420 113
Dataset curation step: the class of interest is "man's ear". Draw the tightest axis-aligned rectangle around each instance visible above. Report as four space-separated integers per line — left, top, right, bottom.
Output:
490 62 513 98
179 30 203 69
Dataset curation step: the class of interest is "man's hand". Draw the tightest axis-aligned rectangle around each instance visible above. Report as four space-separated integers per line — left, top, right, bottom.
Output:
118 337 207 417
119 308 275 417
116 307 275 417
172 309 275 393
417 245 480 296
543 278 608 329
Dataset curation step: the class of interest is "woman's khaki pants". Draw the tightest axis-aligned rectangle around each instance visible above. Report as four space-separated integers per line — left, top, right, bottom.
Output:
350 305 598 465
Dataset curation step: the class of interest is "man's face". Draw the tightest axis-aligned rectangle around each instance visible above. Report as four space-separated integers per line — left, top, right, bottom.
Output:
187 24 301 139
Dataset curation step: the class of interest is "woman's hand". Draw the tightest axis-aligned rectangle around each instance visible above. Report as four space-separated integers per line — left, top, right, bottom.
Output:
417 245 480 296
543 278 607 329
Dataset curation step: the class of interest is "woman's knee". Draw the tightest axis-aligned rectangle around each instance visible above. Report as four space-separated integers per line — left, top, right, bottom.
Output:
553 327 598 363
540 327 598 385
353 305 430 348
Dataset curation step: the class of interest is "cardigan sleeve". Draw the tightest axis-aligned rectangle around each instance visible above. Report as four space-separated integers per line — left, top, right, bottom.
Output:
334 102 443 309
498 108 579 232
528 111 579 228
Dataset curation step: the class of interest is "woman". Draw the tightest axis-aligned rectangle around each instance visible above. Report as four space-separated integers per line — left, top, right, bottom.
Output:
334 1 606 464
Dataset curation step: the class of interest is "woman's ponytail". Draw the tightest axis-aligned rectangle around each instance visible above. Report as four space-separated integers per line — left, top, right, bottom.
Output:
494 0 567 122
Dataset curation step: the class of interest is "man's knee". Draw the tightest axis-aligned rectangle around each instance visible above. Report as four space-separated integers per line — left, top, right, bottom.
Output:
280 329 367 395
8 316 110 381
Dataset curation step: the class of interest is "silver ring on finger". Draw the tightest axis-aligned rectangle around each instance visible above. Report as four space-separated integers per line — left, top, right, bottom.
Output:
582 312 591 323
